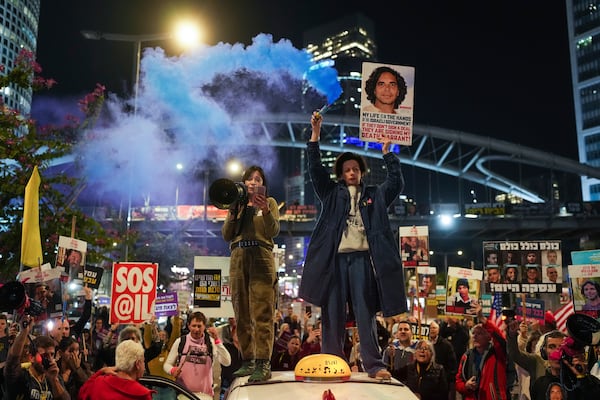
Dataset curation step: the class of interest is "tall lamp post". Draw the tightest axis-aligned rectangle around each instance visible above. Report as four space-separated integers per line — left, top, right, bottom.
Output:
81 22 200 114
81 23 199 261
80 31 168 114
202 170 209 251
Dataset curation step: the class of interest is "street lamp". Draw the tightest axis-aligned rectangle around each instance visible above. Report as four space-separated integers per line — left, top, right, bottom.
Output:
175 163 184 220
81 22 200 114
202 169 209 250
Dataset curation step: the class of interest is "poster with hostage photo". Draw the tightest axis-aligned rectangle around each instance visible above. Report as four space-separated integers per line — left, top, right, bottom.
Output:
55 236 87 283
568 264 600 318
445 267 482 315
399 225 429 267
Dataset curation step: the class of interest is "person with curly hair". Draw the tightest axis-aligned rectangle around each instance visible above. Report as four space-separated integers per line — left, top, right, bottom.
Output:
581 280 600 311
300 112 406 380
363 66 407 114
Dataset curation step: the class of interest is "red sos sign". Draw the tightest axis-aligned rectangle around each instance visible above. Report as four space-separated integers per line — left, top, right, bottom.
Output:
110 262 158 324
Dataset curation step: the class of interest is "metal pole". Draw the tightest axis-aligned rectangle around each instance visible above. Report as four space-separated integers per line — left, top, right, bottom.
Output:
124 165 133 262
133 40 141 115
125 41 141 262
203 170 209 250
175 185 179 220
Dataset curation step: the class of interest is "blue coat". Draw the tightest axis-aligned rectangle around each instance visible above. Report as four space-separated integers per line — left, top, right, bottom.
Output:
299 141 407 317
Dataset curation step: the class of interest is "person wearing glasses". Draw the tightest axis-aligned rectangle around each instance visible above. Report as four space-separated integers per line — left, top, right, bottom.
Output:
406 340 448 400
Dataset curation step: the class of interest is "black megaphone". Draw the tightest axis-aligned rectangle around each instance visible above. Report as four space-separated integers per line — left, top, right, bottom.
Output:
208 179 248 209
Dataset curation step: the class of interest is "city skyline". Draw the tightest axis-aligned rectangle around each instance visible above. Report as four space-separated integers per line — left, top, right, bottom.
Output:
35 1 577 160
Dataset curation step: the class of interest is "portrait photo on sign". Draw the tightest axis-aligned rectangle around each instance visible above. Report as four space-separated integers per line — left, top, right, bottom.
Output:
568 264 600 313
359 61 415 145
399 225 429 267
445 266 482 315
55 235 87 283
502 264 520 284
417 266 437 298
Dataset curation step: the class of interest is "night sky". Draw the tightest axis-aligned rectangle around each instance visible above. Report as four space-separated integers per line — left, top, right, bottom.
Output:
34 0 577 159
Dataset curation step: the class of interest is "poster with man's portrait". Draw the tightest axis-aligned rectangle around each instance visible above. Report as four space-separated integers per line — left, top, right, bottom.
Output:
55 236 87 283
482 240 562 294
359 62 415 145
417 266 438 320
399 225 429 267
417 266 437 298
445 267 483 315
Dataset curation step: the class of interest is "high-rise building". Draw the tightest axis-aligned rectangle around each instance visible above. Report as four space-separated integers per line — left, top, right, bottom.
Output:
0 0 40 115
566 1 600 200
304 13 377 116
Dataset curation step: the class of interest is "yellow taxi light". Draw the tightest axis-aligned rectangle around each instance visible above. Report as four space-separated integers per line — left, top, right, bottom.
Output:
294 354 351 382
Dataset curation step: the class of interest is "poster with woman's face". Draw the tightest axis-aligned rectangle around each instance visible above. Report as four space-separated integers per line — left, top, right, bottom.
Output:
568 264 600 317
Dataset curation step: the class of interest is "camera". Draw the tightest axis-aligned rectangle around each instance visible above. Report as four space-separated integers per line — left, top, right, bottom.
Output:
209 179 248 209
41 353 53 370
0 281 45 319
501 307 516 322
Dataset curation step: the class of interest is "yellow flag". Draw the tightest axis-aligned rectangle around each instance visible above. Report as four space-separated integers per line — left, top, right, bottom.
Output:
21 166 43 268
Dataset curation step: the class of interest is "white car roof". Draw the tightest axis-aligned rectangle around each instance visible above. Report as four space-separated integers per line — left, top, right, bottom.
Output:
224 371 419 400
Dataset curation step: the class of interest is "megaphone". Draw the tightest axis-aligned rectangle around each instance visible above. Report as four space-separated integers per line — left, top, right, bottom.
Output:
209 179 248 210
0 281 45 317
0 281 27 311
566 312 600 345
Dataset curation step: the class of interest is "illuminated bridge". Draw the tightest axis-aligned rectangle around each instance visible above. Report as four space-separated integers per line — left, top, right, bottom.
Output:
116 113 600 259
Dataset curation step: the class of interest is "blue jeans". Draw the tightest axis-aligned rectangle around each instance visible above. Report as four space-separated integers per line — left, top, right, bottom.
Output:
321 251 386 375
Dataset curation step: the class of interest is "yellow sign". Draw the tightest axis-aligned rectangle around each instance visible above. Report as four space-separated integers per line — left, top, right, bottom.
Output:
294 354 351 381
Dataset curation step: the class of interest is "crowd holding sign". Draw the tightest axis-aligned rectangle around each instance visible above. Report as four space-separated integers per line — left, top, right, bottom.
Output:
110 262 158 324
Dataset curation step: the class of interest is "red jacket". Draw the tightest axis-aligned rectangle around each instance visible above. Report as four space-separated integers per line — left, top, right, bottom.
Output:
78 370 154 400
456 319 507 400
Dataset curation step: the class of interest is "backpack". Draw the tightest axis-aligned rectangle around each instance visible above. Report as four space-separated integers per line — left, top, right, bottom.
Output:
175 333 213 366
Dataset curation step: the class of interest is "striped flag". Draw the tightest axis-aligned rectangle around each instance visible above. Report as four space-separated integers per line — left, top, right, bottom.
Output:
20 166 42 268
554 302 575 333
490 293 505 328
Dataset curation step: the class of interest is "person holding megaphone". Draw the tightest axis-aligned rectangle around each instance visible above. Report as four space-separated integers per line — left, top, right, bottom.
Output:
221 165 280 383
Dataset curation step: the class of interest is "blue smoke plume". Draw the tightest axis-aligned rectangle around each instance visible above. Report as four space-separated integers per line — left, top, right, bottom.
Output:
75 34 341 206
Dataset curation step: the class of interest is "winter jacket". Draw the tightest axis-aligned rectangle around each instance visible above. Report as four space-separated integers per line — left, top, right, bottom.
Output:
406 361 448 400
79 370 154 400
299 141 406 317
456 319 508 400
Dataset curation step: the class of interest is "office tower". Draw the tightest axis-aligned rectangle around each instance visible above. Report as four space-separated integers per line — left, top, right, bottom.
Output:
566 1 600 200
304 13 377 116
0 0 40 115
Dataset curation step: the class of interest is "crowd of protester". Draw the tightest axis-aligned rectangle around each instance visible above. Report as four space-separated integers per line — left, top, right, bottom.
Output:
3 285 600 400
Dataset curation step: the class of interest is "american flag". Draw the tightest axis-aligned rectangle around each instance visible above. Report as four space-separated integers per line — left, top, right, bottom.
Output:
489 293 505 329
554 302 575 333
